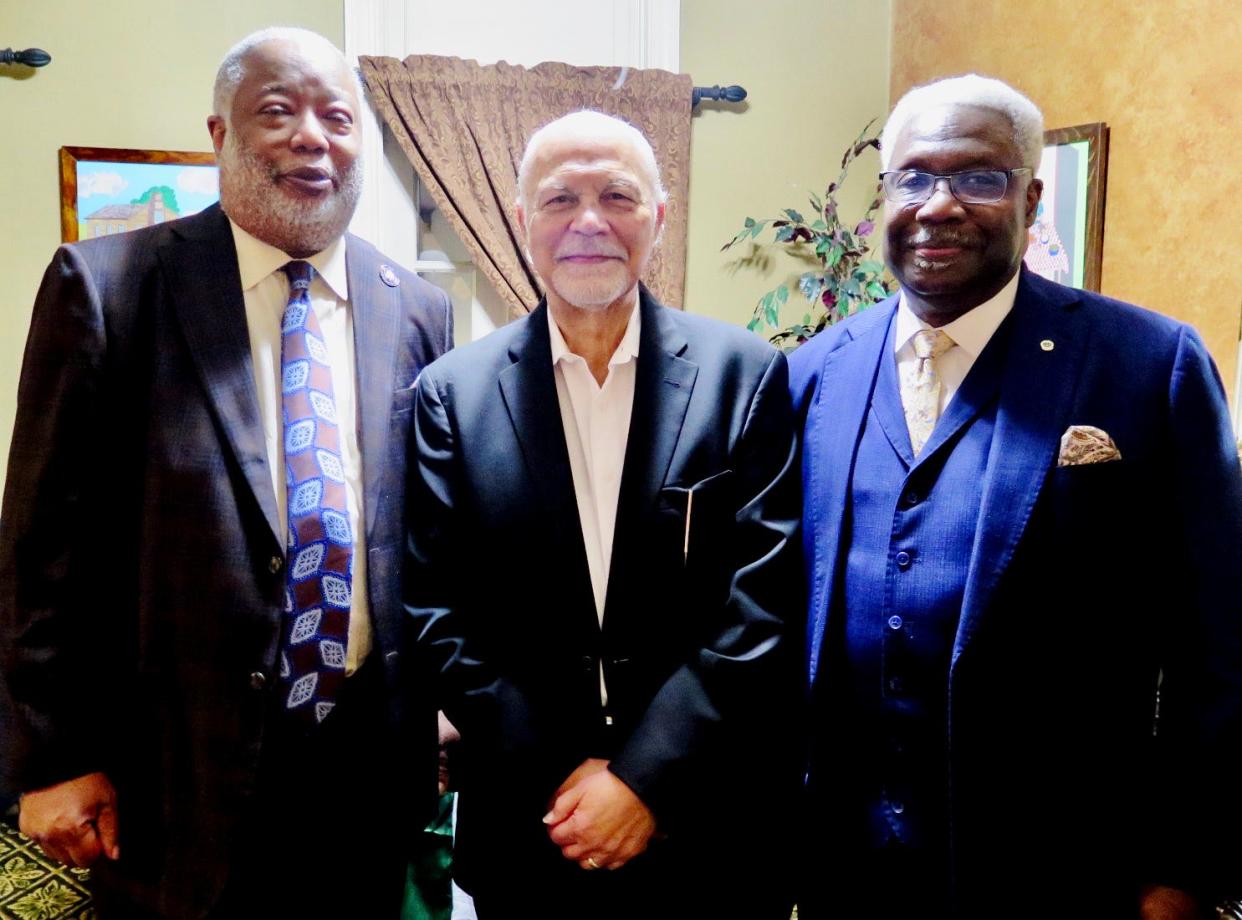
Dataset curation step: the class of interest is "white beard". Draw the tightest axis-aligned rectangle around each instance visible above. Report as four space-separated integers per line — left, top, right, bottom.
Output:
217 132 362 256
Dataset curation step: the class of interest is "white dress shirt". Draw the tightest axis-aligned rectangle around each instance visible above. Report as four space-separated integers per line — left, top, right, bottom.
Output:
549 303 641 705
894 270 1021 415
229 219 371 674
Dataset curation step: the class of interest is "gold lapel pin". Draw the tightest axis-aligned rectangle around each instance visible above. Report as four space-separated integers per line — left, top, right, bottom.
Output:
1040 339 1055 352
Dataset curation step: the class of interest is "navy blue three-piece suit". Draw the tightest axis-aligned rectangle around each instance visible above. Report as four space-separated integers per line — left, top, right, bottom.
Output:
790 268 1242 918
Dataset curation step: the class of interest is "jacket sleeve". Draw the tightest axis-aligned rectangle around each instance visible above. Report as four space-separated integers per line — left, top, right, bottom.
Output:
1147 325 1242 900
0 245 114 793
607 350 806 822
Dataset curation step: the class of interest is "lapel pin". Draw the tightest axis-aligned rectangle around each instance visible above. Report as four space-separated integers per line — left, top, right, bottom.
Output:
379 264 400 287
1040 339 1055 352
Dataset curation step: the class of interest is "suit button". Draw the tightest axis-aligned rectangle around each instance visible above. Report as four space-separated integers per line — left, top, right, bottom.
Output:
249 671 267 691
902 490 920 507
268 556 283 574
581 656 594 674
888 615 903 630
895 551 912 569
888 676 904 694
890 800 906 815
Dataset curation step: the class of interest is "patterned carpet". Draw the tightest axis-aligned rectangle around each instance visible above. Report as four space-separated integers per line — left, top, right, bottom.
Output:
0 820 94 920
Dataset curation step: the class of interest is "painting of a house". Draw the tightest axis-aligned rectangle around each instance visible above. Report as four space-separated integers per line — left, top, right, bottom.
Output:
83 188 180 238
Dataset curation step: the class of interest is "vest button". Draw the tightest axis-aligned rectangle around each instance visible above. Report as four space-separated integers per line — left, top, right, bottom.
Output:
268 556 283 574
902 490 920 507
249 671 267 691
894 550 912 569
888 615 903 630
888 676 904 693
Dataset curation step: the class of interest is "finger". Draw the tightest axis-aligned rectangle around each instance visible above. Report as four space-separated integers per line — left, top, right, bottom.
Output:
561 839 591 860
58 824 103 869
578 856 606 872
95 804 121 860
542 787 582 826
546 812 582 847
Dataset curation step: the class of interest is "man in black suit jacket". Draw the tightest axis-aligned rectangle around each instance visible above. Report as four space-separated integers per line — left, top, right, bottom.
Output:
0 28 451 918
404 111 804 918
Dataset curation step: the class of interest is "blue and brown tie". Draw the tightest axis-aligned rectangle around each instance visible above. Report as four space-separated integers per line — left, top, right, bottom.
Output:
278 260 352 725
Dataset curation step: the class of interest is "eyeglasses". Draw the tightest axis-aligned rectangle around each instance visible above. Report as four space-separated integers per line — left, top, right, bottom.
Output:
878 168 1033 205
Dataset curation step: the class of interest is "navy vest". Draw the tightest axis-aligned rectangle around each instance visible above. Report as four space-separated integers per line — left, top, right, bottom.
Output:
829 312 1013 860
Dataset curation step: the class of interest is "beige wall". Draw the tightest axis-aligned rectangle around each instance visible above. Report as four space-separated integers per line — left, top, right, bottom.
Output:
680 0 892 327
891 0 1242 396
0 0 343 495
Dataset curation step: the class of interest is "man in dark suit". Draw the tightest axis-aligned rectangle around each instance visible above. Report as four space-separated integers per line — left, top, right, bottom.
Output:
404 111 803 918
0 27 451 918
791 73 1242 919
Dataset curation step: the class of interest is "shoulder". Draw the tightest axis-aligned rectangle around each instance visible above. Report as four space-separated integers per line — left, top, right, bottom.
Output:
345 233 449 307
420 310 533 388
660 304 781 368
787 296 895 388
1023 271 1190 363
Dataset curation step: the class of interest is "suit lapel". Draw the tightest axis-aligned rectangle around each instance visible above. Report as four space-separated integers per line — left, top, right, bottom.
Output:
603 290 697 628
497 304 598 624
952 271 1088 666
805 300 896 684
164 206 282 547
348 239 401 542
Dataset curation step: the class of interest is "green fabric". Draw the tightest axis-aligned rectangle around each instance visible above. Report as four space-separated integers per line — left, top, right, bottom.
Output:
401 793 455 920
0 818 95 919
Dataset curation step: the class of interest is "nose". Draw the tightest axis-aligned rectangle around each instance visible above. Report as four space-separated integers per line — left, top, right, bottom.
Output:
569 204 608 234
914 177 964 221
289 111 329 154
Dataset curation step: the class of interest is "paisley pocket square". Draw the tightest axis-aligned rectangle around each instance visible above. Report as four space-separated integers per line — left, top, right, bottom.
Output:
1057 425 1121 467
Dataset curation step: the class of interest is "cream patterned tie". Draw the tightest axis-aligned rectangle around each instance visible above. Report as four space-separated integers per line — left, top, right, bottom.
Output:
900 328 955 456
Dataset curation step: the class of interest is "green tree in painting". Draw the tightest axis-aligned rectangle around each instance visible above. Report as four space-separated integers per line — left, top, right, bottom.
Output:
131 185 180 214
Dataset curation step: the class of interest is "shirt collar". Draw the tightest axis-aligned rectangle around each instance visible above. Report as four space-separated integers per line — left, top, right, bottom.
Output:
548 301 642 368
227 218 349 301
894 269 1020 359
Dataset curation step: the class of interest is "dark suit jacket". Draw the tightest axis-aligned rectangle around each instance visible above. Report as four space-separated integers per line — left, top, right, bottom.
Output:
404 288 804 911
0 204 452 916
790 268 1242 914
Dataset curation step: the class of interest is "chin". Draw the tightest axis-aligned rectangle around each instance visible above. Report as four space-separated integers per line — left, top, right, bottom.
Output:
549 273 634 311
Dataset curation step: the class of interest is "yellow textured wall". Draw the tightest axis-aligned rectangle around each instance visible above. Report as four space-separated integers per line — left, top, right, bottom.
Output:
681 0 892 327
891 0 1242 395
0 0 343 496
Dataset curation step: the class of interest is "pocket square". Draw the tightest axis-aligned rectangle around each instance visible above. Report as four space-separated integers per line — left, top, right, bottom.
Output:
1057 425 1121 467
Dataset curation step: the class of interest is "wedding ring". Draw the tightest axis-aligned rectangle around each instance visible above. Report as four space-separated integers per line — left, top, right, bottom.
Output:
586 857 601 870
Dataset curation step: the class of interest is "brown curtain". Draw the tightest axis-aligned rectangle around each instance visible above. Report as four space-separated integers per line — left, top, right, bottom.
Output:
359 54 693 317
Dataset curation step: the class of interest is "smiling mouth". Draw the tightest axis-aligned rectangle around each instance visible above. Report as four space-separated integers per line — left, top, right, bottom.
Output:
556 253 622 264
279 167 336 196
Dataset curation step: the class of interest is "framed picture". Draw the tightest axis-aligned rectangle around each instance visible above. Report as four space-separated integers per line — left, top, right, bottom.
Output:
1023 122 1109 291
59 146 218 243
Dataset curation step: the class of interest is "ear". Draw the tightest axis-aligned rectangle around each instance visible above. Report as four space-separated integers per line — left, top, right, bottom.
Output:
1023 177 1043 229
515 200 527 239
654 199 667 237
207 115 227 156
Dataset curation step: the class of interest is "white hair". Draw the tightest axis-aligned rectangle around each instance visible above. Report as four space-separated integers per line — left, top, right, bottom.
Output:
880 73 1045 170
516 110 667 212
212 27 362 122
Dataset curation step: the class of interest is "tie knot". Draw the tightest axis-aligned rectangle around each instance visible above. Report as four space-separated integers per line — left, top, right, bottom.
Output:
912 328 953 361
282 260 315 292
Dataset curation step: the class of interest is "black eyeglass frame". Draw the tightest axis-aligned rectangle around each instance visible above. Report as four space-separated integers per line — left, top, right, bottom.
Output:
878 167 1034 205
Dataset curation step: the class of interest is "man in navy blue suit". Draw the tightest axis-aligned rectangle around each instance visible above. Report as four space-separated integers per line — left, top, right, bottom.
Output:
790 74 1242 920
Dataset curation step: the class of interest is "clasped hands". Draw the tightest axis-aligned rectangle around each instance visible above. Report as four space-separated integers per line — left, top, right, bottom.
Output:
542 758 656 872
18 771 120 868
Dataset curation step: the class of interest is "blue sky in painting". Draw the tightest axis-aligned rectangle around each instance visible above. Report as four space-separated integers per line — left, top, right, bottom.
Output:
76 160 219 219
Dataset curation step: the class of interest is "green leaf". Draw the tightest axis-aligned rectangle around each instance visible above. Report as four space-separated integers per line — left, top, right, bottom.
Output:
744 217 756 228
776 285 790 304
859 259 884 275
746 316 761 331
783 208 804 224
826 245 843 268
866 281 889 300
810 219 827 231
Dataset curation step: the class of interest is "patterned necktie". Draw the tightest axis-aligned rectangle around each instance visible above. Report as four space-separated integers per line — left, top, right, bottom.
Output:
900 327 955 457
278 260 352 725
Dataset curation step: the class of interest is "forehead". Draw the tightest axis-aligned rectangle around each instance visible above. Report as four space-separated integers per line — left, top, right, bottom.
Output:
888 104 1020 170
528 135 651 189
234 39 357 108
